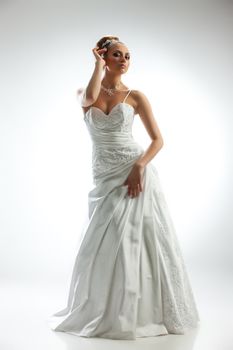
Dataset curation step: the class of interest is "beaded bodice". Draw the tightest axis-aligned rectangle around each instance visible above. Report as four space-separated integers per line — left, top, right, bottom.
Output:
83 90 144 183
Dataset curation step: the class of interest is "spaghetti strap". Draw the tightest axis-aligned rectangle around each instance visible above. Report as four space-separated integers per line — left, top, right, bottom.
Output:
123 89 131 103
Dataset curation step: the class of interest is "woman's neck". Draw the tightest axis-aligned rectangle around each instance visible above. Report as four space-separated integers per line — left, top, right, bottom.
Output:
102 73 122 89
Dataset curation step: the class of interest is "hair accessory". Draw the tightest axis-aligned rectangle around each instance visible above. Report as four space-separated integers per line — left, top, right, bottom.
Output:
102 39 112 47
102 39 123 49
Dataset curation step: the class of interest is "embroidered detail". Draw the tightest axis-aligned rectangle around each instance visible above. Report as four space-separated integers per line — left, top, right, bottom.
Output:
92 146 143 179
84 103 143 182
150 188 200 333
84 103 134 132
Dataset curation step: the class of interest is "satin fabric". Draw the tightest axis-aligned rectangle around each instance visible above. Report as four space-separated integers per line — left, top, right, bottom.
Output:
48 99 200 340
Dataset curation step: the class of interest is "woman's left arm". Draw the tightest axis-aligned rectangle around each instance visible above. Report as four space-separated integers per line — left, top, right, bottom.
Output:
134 90 164 168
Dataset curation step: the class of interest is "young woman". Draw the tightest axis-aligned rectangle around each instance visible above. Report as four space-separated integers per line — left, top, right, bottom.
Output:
48 35 200 340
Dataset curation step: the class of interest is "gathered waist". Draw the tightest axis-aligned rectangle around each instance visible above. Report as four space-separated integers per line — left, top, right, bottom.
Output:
90 131 139 148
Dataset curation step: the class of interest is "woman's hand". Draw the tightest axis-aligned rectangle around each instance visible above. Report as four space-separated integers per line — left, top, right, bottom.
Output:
123 164 145 198
92 46 107 68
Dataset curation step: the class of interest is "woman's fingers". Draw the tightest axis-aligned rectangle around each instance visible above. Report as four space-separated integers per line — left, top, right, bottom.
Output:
92 47 107 67
93 47 107 55
123 174 143 198
98 48 107 53
127 183 141 198
133 187 138 198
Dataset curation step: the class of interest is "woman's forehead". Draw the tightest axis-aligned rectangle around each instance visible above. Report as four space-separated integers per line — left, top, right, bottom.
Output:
109 43 130 54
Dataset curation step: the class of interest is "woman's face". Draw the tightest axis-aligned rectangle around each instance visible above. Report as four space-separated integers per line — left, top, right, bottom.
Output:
104 43 130 73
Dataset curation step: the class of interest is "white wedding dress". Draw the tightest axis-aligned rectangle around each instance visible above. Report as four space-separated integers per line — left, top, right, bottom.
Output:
48 89 200 340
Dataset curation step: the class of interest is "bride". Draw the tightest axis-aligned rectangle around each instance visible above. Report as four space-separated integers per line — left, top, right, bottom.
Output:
48 35 200 340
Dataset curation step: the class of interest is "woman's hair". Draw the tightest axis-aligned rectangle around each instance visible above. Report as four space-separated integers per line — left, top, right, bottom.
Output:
96 35 122 58
96 35 120 49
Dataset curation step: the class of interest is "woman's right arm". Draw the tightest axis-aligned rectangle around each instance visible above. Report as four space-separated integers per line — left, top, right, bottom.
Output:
78 47 107 107
79 62 104 107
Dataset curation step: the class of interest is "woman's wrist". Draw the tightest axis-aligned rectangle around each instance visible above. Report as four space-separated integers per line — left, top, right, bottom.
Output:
134 161 145 169
95 61 105 70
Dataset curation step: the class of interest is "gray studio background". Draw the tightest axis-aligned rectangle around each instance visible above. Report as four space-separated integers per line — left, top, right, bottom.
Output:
0 1 232 349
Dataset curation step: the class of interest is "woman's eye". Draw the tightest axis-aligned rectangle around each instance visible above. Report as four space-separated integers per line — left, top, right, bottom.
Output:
113 53 130 60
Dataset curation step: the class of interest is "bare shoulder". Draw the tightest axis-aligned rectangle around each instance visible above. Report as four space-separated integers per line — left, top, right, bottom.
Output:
131 89 150 103
130 90 164 143
130 90 152 115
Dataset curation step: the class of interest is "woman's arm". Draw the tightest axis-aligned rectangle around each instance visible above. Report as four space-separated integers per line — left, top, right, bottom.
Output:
77 47 107 107
79 63 103 106
134 90 164 168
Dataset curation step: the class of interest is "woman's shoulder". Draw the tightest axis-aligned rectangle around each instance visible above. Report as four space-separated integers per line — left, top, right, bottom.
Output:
129 89 148 103
130 89 146 97
129 89 149 112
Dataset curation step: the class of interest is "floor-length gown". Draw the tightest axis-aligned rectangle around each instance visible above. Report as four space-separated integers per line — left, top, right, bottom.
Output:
48 89 200 340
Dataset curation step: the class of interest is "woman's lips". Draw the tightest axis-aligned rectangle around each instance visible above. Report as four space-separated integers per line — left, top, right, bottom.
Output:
120 64 126 68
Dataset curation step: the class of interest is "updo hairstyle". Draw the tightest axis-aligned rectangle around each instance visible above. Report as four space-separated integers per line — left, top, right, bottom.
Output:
96 35 122 58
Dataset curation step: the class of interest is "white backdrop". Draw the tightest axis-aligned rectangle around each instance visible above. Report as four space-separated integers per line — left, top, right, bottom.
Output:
0 1 232 349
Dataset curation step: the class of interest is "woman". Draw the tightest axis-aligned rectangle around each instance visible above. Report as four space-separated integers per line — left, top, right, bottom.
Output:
48 35 200 340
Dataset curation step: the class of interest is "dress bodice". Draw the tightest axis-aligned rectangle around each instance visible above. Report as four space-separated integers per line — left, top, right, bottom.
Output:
83 90 144 184
84 102 135 133
83 88 135 134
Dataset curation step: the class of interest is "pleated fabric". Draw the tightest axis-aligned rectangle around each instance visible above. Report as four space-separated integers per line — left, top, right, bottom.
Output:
48 97 200 340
